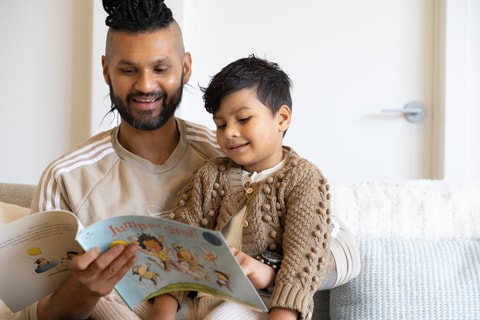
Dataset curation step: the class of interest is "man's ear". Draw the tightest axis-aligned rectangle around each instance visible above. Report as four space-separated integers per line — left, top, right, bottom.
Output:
101 55 109 84
182 52 192 85
277 105 292 133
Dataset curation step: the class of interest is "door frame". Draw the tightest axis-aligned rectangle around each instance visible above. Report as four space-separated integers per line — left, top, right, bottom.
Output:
433 0 480 180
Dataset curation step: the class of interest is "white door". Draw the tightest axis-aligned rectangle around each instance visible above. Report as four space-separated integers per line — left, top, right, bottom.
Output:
174 0 435 181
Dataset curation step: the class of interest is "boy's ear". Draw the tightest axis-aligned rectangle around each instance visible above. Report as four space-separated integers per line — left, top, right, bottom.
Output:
277 105 292 132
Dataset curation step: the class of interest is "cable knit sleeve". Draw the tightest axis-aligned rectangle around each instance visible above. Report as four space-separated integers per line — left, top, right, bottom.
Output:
269 159 331 320
173 160 220 229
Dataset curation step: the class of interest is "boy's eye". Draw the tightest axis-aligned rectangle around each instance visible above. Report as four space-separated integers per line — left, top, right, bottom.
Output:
213 118 226 129
238 117 250 123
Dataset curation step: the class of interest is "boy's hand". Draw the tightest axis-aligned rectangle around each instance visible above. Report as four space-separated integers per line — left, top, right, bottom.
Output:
230 246 276 289
151 294 178 320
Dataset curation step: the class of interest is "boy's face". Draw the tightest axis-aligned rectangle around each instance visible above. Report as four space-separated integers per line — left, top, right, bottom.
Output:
213 87 291 172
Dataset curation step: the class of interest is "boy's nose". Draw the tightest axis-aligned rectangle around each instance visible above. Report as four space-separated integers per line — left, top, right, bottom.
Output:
224 124 240 138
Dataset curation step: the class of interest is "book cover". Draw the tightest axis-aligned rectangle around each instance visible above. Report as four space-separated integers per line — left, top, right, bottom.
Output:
76 215 267 312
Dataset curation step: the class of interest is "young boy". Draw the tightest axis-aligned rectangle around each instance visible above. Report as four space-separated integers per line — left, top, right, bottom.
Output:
153 55 331 320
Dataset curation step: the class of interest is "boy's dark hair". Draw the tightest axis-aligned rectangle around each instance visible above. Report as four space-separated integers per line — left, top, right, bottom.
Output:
103 0 173 32
202 55 293 115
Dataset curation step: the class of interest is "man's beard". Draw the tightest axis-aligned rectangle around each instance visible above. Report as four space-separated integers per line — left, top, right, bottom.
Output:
108 77 184 131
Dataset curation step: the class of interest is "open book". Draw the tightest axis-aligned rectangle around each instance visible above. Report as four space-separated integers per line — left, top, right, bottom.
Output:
0 210 267 313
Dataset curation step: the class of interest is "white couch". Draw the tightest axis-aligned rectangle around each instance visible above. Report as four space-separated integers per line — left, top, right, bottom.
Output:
327 180 480 320
1 180 479 319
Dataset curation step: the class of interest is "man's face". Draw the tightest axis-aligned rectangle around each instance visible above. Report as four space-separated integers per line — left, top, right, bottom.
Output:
102 25 191 130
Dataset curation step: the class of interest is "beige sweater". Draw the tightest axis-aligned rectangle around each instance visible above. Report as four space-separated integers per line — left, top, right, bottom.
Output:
174 147 331 319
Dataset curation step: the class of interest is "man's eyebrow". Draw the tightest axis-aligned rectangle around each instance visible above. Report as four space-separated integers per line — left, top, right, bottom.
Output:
117 58 171 66
117 59 135 66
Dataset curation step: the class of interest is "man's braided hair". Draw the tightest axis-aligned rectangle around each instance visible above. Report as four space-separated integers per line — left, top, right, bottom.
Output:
103 0 173 32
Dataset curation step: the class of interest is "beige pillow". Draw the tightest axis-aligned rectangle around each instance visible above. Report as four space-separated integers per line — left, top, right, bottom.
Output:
0 201 30 226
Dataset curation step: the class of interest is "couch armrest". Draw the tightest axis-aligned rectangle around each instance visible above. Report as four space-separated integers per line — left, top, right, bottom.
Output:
0 183 36 208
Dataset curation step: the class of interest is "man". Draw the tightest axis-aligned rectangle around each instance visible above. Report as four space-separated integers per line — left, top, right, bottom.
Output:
22 1 359 319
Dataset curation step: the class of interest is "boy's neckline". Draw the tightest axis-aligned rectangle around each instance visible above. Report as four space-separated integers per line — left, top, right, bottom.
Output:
241 156 286 183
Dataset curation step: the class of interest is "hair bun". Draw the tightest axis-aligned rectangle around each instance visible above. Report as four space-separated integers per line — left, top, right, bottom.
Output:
102 0 120 15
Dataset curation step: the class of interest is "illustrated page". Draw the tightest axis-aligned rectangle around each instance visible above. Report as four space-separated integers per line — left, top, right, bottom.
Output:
0 210 83 312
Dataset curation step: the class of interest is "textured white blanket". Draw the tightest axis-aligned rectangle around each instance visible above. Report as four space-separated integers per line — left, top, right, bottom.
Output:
330 180 480 240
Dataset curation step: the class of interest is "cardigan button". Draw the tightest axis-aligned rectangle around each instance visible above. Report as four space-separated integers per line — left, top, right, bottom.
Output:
262 214 272 222
242 220 249 228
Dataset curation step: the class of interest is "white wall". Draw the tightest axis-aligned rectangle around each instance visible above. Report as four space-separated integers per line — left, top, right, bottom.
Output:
1 0 478 185
0 1 92 184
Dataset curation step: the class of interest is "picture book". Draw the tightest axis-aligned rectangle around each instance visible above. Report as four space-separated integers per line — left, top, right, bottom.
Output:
0 210 267 313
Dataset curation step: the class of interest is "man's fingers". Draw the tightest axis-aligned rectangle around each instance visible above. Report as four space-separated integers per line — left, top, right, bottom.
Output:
73 244 137 279
96 244 138 280
106 245 138 282
72 247 101 271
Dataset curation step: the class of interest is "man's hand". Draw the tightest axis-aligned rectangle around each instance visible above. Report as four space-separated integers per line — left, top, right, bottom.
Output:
37 244 138 320
72 244 138 296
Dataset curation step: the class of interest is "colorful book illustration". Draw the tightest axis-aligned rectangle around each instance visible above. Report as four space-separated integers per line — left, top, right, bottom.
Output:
0 210 267 313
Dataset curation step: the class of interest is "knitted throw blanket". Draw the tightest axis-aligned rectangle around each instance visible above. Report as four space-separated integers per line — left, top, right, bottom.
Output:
329 179 480 240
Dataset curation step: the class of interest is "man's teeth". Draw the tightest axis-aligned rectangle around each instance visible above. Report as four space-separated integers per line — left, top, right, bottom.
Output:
136 98 156 102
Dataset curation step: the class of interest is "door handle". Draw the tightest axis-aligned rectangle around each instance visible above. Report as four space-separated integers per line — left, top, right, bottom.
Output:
382 101 426 123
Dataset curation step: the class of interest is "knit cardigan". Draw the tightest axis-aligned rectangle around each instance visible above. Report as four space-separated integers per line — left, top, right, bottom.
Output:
173 147 331 320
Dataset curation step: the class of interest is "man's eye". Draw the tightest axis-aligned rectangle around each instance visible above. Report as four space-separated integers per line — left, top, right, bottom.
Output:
120 68 135 74
154 66 168 73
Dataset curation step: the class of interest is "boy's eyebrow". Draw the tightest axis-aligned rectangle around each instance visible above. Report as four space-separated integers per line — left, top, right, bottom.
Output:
213 106 252 119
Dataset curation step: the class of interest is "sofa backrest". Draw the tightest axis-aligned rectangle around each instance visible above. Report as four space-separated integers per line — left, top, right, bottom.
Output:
330 179 480 240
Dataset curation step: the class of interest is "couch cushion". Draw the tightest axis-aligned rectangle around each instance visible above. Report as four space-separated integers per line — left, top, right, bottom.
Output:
330 237 480 320
0 201 30 225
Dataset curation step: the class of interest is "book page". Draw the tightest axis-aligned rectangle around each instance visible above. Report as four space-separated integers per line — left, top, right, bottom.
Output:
76 215 267 312
0 210 83 312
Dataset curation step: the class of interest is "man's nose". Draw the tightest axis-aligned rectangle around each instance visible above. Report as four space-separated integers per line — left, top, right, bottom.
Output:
135 71 157 92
